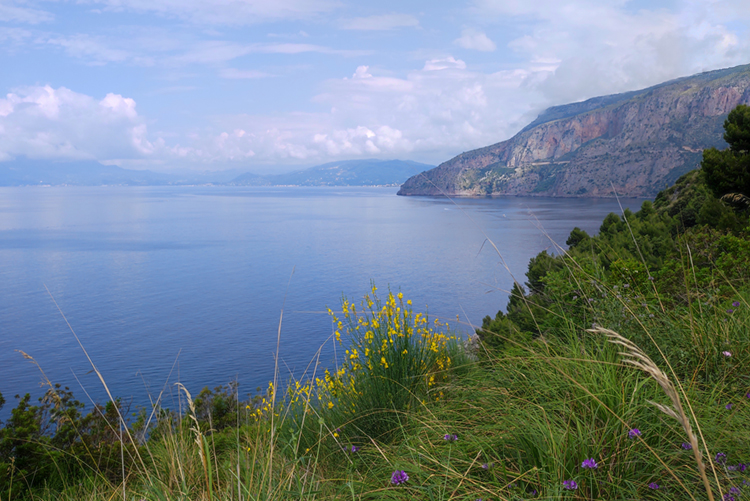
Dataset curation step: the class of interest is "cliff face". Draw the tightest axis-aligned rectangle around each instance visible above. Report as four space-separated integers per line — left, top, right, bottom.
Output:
398 64 750 197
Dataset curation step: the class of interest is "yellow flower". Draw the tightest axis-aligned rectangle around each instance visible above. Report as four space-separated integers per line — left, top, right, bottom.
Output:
328 401 334 409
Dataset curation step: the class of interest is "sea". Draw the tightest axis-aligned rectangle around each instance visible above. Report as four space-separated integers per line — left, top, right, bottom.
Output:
0 186 647 414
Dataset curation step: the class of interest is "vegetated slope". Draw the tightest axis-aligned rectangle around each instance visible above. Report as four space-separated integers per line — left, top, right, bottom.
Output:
398 63 750 198
230 159 433 187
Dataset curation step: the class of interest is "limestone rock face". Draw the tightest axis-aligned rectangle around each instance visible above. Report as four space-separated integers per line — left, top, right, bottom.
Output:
398 64 750 198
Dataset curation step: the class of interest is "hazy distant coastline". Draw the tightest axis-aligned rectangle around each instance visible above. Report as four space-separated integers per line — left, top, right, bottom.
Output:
0 158 433 188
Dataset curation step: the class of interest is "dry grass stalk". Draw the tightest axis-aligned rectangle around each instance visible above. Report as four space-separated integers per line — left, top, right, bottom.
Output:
175 383 211 496
592 326 715 501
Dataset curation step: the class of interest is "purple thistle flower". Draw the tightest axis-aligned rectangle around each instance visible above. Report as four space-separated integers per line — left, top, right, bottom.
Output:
681 442 692 450
562 480 578 490
350 445 360 453
628 428 641 439
733 301 740 307
716 452 728 464
581 458 598 469
726 403 733 410
648 482 660 490
390 470 409 486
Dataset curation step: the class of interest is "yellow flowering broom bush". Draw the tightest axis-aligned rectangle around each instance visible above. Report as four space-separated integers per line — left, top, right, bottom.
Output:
321 285 458 440
247 286 460 450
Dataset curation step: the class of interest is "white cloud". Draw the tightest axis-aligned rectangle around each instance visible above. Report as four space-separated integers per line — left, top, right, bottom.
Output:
0 27 32 44
81 0 339 26
100 93 138 119
45 34 145 65
0 1 53 24
184 60 537 167
423 57 467 71
340 13 420 31
171 41 370 65
472 0 750 105
454 28 496 52
219 68 273 79
0 86 151 162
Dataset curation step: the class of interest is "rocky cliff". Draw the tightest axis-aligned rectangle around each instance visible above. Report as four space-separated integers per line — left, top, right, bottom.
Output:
398 64 750 197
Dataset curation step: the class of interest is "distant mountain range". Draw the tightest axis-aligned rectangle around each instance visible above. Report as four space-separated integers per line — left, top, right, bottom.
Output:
0 158 246 186
398 63 750 198
228 159 432 186
0 158 432 187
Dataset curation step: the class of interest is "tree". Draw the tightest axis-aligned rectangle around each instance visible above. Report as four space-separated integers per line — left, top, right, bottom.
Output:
702 104 750 199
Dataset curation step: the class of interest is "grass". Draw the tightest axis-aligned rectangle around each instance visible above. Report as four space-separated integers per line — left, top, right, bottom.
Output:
3 239 750 501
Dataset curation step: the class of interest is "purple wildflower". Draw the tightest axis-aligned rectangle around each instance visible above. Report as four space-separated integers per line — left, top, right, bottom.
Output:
681 442 693 450
562 480 578 490
390 470 409 486
648 482 660 490
350 445 360 453
730 487 741 495
727 309 734 314
716 452 728 465
724 494 736 501
746 392 750 400
581 458 598 469
443 433 458 442
530 489 538 496
648 276 655 281
733 301 740 307
726 403 733 410
723 351 732 357
628 428 641 439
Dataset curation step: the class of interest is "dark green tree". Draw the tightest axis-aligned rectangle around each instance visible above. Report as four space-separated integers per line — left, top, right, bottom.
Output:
702 104 750 199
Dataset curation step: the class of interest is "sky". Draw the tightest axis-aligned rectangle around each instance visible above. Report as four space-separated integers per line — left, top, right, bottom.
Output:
0 0 749 174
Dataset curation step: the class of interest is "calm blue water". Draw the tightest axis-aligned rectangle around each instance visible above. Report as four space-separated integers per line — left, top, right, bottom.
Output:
0 186 646 413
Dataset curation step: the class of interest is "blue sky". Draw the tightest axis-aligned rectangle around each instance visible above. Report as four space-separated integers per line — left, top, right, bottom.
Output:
0 0 748 174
